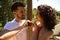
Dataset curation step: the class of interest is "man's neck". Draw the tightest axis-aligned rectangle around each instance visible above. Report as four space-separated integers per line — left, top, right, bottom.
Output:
15 18 23 23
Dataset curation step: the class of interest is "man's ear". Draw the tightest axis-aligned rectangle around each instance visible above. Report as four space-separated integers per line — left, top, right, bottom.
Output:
13 11 16 14
13 11 16 17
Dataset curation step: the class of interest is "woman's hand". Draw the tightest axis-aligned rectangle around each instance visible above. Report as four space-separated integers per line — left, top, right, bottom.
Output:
23 20 35 28
27 20 34 24
27 20 35 26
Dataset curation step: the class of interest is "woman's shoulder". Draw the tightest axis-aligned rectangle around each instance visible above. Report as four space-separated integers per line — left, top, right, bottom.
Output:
38 27 53 40
41 27 53 34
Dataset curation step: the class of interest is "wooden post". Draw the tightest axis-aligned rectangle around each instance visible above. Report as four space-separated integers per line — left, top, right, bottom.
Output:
27 0 32 40
27 0 32 20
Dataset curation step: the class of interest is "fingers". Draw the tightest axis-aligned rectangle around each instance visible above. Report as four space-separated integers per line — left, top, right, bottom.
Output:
27 20 34 24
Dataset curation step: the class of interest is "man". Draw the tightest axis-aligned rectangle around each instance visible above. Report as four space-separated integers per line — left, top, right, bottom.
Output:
0 2 28 40
4 2 25 30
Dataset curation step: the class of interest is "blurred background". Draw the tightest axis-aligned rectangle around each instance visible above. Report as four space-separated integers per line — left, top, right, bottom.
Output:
0 0 60 40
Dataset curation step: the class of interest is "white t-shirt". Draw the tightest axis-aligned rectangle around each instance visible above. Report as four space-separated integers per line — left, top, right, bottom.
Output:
4 19 27 40
4 19 26 30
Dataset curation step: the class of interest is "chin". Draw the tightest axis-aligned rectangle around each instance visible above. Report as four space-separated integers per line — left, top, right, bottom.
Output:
21 17 25 19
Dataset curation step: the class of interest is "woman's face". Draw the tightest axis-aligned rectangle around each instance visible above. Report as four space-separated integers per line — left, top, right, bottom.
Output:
36 10 44 23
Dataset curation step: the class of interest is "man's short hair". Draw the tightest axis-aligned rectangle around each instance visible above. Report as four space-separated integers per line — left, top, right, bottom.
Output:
11 2 25 12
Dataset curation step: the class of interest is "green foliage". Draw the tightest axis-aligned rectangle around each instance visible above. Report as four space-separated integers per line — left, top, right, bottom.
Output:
56 11 60 16
32 8 37 21
56 11 60 23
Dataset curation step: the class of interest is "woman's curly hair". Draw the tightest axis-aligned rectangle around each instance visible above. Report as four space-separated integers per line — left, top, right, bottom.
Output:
38 5 57 31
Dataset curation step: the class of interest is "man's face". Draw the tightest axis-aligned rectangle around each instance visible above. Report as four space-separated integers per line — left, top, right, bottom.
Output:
13 7 25 19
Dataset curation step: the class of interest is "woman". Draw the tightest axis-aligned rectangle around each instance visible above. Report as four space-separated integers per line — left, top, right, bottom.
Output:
33 5 57 40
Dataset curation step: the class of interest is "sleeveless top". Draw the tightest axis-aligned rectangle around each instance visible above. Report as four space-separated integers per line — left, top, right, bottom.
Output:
32 24 42 40
33 24 53 40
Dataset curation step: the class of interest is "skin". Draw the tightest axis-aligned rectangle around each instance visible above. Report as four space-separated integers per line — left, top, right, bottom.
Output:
36 10 44 26
13 7 25 23
0 30 20 40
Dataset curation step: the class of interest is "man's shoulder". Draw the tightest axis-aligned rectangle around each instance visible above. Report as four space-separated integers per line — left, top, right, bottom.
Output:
4 20 16 30
4 19 16 26
4 21 13 27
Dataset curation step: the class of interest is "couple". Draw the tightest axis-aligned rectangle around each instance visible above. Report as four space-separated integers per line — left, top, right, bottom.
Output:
0 2 56 40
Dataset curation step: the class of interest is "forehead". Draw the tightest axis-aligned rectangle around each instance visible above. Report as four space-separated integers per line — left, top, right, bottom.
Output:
17 7 25 10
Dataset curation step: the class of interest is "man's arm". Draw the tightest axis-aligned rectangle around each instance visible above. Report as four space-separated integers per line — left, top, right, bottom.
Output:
0 23 27 40
0 29 10 40
0 29 10 36
0 29 20 40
